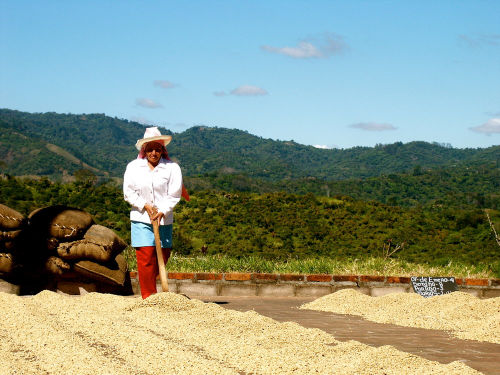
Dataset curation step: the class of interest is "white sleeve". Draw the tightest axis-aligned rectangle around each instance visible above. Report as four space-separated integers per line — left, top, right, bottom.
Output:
158 163 182 216
123 163 147 210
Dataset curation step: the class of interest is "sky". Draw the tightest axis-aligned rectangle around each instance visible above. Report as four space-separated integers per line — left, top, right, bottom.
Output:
1 1 499 149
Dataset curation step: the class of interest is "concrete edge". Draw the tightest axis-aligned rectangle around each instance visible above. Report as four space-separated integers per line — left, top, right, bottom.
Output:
3 272 498 298
130 272 499 298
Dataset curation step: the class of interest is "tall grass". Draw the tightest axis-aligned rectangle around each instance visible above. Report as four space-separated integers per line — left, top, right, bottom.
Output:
123 247 496 278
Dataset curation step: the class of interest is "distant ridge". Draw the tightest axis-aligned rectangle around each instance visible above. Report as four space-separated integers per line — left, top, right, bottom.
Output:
0 108 498 180
45 143 102 175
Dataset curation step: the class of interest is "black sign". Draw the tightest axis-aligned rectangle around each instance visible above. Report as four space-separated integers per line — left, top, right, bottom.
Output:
411 276 459 298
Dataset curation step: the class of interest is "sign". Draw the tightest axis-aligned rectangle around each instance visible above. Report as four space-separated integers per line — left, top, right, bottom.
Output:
410 276 459 298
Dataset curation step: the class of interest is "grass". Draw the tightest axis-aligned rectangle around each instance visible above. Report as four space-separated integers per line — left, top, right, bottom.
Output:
122 247 498 279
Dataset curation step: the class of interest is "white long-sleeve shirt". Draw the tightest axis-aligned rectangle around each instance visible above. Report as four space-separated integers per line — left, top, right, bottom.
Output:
123 158 182 225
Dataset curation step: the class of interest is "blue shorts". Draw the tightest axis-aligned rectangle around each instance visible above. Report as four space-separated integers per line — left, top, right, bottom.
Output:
131 221 173 248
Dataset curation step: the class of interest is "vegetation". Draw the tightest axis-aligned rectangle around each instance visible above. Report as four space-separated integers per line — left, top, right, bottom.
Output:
185 164 500 209
153 254 494 279
2 176 499 277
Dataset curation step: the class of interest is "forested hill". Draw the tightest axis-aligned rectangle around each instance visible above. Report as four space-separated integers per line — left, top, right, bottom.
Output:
1 108 499 181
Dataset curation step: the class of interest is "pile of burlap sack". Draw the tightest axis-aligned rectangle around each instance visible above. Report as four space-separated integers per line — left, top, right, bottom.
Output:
0 203 132 295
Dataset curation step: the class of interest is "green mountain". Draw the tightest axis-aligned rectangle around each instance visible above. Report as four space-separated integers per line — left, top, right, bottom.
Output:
1 108 499 270
1 108 499 182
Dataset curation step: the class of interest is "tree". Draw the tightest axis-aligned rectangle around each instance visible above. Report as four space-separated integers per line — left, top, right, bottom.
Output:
74 169 98 185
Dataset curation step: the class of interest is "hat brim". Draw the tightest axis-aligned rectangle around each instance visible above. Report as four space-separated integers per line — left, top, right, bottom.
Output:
135 135 172 150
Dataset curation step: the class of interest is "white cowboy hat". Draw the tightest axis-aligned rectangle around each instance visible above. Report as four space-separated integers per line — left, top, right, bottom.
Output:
135 127 172 150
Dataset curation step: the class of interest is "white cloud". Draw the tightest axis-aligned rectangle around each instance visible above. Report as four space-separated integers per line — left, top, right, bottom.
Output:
164 121 188 129
313 144 331 149
349 122 397 131
135 98 163 108
261 33 347 59
262 41 322 59
230 85 268 96
470 118 500 135
213 91 227 97
154 80 177 89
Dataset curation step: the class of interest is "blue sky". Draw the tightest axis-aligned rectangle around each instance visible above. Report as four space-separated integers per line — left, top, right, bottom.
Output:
1 1 499 149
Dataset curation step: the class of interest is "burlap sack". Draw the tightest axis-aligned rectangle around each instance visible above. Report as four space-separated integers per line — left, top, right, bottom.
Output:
57 225 127 263
44 256 71 276
29 206 94 240
57 241 115 263
0 204 25 230
0 253 14 274
46 237 59 252
0 229 22 242
73 254 128 286
83 225 127 252
1 241 16 252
